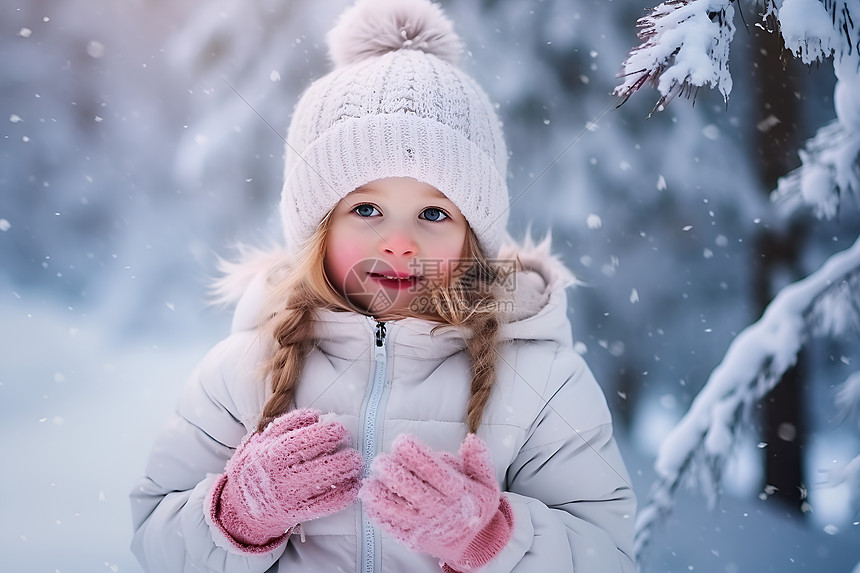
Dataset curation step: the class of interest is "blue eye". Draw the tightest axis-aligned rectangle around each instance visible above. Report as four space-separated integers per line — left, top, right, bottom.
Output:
353 204 380 217
421 207 449 222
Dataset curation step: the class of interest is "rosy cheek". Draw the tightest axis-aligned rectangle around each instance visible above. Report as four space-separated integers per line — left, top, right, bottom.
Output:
326 235 367 282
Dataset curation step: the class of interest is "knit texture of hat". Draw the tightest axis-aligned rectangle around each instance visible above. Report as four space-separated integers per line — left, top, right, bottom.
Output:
279 0 509 256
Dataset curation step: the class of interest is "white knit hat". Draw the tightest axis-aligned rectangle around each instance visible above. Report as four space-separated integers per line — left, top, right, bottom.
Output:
279 0 509 256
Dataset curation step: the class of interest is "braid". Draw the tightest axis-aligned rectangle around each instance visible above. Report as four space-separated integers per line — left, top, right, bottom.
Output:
465 311 501 433
256 290 317 433
251 211 342 434
418 234 513 434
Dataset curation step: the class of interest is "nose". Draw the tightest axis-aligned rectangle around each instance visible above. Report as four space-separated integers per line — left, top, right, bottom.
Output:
380 229 417 257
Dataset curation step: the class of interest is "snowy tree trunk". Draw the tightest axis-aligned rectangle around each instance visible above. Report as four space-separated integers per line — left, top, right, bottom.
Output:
749 24 810 515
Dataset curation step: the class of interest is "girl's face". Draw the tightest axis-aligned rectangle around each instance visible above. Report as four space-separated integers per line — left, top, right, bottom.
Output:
324 177 469 319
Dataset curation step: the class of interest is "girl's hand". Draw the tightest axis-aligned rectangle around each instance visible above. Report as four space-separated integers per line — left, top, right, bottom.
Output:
209 408 363 552
359 433 514 572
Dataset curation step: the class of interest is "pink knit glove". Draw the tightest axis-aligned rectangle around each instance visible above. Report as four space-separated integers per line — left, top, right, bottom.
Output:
208 408 363 553
359 434 514 572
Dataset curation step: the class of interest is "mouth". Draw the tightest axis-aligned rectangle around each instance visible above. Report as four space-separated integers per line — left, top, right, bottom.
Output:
369 272 421 280
368 272 423 289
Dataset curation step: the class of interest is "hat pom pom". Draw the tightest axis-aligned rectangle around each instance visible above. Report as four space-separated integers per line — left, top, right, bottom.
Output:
328 0 462 68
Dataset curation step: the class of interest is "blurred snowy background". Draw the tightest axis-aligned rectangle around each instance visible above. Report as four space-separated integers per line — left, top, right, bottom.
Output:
1 0 858 571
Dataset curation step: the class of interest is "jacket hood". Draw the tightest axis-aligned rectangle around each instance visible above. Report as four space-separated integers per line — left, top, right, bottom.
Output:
494 233 576 347
218 233 576 350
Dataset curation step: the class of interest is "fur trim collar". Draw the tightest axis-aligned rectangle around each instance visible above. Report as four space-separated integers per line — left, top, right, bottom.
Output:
494 233 575 323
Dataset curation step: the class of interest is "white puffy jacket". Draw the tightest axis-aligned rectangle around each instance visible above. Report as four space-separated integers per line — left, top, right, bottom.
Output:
130 239 636 573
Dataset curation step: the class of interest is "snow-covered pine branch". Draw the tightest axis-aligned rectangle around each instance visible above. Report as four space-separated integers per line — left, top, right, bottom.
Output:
614 0 859 113
771 0 860 218
770 116 860 219
780 0 859 65
634 235 860 561
613 0 735 114
771 57 859 220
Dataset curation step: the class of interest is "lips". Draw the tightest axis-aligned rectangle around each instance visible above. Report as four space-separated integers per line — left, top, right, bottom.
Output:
367 271 423 289
368 272 422 281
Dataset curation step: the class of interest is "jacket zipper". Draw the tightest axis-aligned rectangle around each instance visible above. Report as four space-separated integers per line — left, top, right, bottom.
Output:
360 319 388 573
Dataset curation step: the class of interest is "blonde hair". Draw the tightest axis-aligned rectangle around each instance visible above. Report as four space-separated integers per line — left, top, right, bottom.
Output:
254 210 517 434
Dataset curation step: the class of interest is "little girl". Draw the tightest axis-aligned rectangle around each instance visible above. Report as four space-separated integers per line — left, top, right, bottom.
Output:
130 1 636 572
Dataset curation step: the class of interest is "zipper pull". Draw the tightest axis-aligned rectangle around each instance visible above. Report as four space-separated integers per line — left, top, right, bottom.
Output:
375 321 387 347
288 523 306 542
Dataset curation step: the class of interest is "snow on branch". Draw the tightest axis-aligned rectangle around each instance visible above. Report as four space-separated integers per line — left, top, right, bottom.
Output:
771 57 860 219
634 234 860 561
770 0 860 224
614 0 858 113
771 117 860 219
780 0 859 64
613 0 736 113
